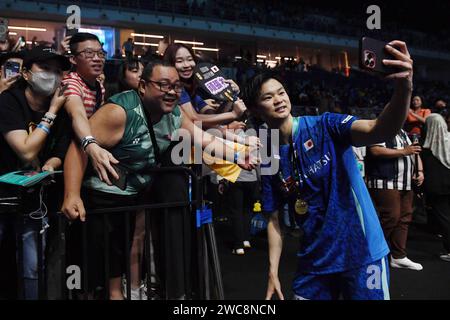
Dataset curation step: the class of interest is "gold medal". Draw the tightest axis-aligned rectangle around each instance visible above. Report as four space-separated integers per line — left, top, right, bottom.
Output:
295 198 308 215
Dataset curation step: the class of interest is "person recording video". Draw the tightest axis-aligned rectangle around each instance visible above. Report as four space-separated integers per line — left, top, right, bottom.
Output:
0 51 23 94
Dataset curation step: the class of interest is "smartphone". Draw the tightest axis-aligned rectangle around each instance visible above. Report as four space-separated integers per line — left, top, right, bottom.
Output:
0 18 8 42
4 60 21 79
65 27 78 37
110 163 128 191
11 37 25 52
359 37 397 75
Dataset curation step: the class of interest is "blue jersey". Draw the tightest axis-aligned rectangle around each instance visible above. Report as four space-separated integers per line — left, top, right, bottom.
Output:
179 88 207 113
262 113 389 274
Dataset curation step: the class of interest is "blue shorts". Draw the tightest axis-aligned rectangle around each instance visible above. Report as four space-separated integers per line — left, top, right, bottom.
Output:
293 256 390 300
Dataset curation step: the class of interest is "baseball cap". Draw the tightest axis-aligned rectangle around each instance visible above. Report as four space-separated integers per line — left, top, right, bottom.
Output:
23 46 71 71
0 50 25 67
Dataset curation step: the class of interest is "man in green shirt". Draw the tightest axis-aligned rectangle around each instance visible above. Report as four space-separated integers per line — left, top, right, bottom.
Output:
61 60 255 299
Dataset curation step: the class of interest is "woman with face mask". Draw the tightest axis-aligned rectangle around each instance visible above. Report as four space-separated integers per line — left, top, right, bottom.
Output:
0 46 71 299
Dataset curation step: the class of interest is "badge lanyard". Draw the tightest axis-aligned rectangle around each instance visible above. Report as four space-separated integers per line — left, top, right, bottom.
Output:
289 118 308 215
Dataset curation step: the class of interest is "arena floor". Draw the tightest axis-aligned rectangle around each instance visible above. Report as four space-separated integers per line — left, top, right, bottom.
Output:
216 219 450 300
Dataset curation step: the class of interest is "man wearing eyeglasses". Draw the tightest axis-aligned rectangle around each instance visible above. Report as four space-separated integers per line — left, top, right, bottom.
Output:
62 33 120 185
61 60 257 299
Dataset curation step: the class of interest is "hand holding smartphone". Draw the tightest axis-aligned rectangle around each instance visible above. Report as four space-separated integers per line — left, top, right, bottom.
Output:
4 60 21 79
109 163 128 190
65 27 78 37
359 37 398 75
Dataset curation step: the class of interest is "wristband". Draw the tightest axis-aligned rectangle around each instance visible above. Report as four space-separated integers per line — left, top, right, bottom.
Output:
37 123 50 134
81 136 97 151
41 117 52 125
44 112 57 121
42 112 57 126
83 139 98 151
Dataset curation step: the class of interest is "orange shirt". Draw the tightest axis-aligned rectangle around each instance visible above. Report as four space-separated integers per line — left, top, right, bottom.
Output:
404 108 431 136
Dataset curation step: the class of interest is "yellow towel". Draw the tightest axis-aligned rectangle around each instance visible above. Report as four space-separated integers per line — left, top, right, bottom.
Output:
190 143 248 183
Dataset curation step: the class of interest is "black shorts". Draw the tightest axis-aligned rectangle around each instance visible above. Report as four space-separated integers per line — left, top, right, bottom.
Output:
67 188 137 293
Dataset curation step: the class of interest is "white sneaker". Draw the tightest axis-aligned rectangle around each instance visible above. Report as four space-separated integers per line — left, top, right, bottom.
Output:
243 241 251 249
439 253 450 262
390 257 423 271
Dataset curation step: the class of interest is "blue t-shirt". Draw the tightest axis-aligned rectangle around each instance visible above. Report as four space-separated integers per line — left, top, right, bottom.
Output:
262 113 389 274
179 88 207 113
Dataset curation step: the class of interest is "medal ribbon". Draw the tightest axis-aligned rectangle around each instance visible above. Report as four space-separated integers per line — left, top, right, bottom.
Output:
289 118 308 215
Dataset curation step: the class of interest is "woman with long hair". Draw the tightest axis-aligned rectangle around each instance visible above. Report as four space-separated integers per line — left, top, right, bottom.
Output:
404 95 431 139
104 58 144 100
163 43 247 128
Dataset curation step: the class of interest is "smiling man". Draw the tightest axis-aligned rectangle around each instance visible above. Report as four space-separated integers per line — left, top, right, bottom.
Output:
243 41 414 300
62 33 120 186
62 60 256 299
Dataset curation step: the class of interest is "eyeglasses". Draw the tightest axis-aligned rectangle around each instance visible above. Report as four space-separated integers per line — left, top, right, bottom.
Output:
146 80 183 93
75 48 107 59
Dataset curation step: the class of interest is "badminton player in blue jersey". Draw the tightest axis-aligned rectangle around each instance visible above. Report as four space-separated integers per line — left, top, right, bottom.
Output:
242 41 413 300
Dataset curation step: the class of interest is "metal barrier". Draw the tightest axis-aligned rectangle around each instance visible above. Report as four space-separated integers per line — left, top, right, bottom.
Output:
0 166 225 300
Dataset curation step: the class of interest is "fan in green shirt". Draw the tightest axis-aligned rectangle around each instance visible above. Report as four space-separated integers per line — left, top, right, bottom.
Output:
61 61 257 299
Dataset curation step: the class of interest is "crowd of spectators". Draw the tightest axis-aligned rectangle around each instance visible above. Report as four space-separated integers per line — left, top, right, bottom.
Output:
37 0 450 52
1 10 449 300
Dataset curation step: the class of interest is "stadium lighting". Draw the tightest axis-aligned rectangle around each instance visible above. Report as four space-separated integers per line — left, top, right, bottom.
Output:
9 32 17 35
235 56 242 59
256 59 265 63
174 40 204 46
275 57 281 60
134 42 159 47
266 60 277 63
9 26 46 32
256 55 267 58
192 47 219 52
131 33 164 39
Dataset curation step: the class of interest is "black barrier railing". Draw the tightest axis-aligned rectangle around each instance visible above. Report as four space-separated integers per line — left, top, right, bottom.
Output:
0 166 225 300
0 191 48 300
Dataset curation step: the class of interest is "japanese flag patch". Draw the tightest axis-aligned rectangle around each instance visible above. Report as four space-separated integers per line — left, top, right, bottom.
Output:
303 139 314 152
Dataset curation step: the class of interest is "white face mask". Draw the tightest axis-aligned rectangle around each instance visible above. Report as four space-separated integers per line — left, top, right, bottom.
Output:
28 71 61 96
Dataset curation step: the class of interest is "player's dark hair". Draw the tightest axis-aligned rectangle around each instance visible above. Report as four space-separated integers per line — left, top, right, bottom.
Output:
242 72 286 111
